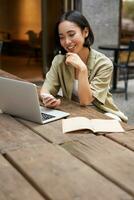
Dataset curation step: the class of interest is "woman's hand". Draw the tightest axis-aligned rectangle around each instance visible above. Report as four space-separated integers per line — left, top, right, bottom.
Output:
65 52 93 105
41 93 61 108
65 52 87 72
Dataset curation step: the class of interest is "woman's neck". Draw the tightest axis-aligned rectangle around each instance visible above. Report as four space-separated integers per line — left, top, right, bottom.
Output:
78 47 90 64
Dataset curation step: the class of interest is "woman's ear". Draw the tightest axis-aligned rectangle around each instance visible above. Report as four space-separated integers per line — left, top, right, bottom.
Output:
83 27 89 38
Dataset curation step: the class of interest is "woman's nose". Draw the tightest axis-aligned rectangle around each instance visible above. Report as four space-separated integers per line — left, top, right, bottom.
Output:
65 37 71 45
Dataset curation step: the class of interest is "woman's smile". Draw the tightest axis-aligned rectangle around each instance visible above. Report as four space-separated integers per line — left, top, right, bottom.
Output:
66 44 76 52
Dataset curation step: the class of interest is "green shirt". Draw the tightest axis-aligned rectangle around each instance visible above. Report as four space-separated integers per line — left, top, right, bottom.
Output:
42 48 128 122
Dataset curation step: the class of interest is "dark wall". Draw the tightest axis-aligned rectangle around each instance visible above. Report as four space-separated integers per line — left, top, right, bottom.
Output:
42 0 64 73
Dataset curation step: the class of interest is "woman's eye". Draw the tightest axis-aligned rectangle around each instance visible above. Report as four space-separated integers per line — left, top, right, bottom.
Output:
69 33 75 37
59 36 64 40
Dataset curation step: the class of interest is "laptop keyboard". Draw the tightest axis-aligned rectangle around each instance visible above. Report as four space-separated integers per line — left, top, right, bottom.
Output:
41 113 55 121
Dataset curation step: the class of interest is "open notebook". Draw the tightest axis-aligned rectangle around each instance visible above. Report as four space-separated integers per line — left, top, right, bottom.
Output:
62 117 124 134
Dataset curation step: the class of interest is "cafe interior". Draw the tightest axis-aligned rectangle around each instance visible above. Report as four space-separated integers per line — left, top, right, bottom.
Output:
0 0 134 83
0 0 43 82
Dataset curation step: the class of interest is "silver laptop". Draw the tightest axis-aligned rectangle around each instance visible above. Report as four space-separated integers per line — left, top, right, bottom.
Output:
0 77 70 124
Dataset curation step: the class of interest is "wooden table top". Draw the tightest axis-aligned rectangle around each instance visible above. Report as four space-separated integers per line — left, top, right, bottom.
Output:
0 69 134 200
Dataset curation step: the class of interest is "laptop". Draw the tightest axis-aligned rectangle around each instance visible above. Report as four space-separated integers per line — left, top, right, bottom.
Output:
0 77 70 124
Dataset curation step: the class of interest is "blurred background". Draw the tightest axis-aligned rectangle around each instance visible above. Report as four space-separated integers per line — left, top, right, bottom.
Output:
0 0 133 81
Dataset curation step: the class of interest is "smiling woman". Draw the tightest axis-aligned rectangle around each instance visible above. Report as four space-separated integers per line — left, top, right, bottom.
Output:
40 10 128 122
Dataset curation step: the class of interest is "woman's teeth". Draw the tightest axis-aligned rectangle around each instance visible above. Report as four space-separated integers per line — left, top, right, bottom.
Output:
67 46 75 50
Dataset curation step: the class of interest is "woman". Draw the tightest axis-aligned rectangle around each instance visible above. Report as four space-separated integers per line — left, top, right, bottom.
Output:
40 10 128 122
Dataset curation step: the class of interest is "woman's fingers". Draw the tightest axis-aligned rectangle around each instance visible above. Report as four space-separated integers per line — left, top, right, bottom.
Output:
52 99 61 107
44 98 57 106
41 93 53 100
41 93 61 108
44 99 61 108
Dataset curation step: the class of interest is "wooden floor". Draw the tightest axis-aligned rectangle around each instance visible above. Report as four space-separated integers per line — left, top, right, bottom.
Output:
0 55 44 82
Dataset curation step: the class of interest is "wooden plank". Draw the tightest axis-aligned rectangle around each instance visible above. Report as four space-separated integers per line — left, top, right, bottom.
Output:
5 142 133 200
60 100 107 118
17 118 73 144
0 154 45 200
0 114 45 153
59 99 134 131
62 134 134 196
105 130 134 151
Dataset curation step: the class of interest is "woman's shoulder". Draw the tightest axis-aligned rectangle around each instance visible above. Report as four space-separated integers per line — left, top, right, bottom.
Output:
90 48 112 65
52 54 65 65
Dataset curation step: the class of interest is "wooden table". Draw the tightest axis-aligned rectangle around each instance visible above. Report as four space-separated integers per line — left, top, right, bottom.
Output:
99 44 129 92
0 69 134 200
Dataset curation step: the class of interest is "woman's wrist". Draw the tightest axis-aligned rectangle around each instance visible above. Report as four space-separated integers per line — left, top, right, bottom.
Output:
78 65 88 76
79 63 87 72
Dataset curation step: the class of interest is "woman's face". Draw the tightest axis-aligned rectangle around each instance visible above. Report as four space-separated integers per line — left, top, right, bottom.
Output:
58 20 88 54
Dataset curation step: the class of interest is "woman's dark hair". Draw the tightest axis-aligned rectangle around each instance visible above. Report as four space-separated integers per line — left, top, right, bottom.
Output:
54 10 94 55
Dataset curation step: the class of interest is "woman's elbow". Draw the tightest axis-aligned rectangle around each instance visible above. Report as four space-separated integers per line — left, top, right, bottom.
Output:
80 102 88 106
79 99 92 106
79 96 94 106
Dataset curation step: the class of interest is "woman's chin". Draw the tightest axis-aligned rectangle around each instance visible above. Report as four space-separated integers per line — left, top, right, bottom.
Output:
66 49 74 53
67 49 78 53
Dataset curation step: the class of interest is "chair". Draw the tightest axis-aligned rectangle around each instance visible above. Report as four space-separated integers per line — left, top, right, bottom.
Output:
25 30 41 64
114 40 134 100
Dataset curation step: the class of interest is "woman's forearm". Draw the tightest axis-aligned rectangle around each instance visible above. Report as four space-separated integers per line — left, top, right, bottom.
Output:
78 68 94 105
40 85 50 96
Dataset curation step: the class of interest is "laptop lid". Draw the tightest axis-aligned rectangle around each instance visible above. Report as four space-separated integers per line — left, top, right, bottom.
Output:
0 77 69 124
